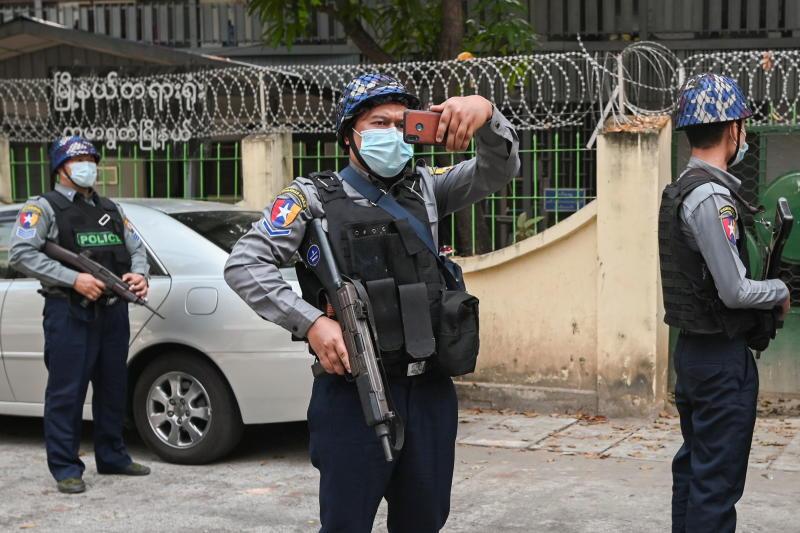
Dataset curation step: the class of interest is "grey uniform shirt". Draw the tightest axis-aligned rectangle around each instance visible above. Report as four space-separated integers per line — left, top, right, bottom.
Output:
678 156 788 310
225 106 520 337
8 183 150 292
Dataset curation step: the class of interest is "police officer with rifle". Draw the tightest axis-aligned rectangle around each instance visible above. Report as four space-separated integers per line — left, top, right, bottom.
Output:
8 136 152 494
225 73 519 532
659 74 791 532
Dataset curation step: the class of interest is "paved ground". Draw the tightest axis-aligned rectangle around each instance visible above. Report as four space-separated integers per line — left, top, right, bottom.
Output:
1 410 799 532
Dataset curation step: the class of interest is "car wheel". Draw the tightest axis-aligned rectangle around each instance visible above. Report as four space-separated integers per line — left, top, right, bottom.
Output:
133 352 244 464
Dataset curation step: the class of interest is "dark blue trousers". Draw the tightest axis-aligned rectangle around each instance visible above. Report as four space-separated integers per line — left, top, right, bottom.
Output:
307 371 458 533
671 333 758 533
42 296 132 481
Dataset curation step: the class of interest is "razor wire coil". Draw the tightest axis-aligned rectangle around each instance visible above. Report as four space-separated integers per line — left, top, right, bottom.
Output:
1 42 799 148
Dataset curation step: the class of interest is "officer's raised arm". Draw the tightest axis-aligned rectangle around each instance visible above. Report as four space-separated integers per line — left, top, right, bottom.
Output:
687 192 789 310
224 181 325 338
428 96 520 217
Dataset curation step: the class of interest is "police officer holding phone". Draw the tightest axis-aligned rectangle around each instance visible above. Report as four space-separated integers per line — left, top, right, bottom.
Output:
9 136 151 494
659 74 790 532
225 73 519 532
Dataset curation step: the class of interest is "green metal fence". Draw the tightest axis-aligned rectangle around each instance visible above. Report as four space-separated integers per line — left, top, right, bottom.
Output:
10 141 242 203
294 126 597 256
11 128 597 256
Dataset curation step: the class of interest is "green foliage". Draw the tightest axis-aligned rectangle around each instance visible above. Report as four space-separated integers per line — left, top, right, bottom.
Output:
464 0 538 56
515 211 544 241
247 0 537 61
367 1 442 59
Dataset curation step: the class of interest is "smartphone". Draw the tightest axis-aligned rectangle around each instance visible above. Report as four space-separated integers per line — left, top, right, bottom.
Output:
403 110 445 145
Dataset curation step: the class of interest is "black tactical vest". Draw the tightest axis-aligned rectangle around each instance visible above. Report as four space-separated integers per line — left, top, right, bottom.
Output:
298 171 444 368
43 190 132 282
658 169 759 337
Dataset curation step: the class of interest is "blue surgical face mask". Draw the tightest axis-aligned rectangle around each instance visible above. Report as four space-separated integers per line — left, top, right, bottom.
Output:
354 128 413 178
67 161 98 188
731 141 749 167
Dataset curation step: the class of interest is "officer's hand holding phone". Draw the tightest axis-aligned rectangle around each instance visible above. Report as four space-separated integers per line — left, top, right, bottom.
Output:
430 95 493 152
73 273 105 301
307 316 351 375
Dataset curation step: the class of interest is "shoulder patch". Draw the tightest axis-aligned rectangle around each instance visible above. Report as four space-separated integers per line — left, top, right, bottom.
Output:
123 218 141 241
260 217 291 237
278 186 308 210
719 204 738 244
15 226 36 239
18 204 43 229
269 190 305 229
431 166 453 175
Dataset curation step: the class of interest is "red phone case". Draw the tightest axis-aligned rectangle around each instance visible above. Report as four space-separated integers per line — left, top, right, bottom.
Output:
403 110 445 145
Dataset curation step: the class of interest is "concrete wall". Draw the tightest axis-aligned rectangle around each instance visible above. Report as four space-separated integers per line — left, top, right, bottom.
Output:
595 118 672 417
456 203 599 412
240 133 293 211
456 118 672 416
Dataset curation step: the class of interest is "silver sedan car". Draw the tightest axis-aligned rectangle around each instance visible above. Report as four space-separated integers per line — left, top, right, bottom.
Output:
0 199 312 464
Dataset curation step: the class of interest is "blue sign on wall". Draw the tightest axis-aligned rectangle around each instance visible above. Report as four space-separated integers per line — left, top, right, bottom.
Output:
544 188 587 212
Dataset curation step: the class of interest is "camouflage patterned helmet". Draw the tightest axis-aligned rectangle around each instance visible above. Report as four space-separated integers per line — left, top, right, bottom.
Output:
674 73 753 130
48 135 100 176
334 73 420 148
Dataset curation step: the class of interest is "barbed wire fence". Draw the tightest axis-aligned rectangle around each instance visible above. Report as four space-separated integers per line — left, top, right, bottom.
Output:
1 41 798 150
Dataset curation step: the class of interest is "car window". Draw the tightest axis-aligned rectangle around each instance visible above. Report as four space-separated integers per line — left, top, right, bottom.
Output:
0 214 18 279
170 211 299 281
170 211 262 254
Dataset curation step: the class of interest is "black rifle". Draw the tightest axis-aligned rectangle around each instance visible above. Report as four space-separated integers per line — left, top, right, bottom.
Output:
755 197 793 358
43 241 165 319
301 218 403 462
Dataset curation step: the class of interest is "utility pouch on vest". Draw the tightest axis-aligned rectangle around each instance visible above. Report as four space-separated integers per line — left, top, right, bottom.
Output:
745 309 779 351
437 290 480 376
398 283 436 360
366 278 404 352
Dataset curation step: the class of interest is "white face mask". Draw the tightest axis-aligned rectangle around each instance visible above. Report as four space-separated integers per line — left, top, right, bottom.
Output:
353 128 414 178
731 141 749 166
67 161 98 188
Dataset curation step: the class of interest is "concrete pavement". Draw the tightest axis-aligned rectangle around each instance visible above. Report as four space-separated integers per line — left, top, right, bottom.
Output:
1 410 798 532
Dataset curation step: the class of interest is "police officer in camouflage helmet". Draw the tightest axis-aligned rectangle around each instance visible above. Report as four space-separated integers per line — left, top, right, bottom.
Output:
659 74 790 532
8 136 152 494
225 73 519 531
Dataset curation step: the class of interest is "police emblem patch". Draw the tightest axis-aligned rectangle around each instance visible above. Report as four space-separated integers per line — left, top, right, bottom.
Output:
270 195 303 228
18 205 42 229
719 205 738 244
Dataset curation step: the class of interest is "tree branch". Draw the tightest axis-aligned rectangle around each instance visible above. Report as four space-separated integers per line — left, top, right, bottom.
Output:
330 0 395 63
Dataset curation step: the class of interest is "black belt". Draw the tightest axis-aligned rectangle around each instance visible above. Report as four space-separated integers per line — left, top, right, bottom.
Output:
40 289 119 307
383 360 431 379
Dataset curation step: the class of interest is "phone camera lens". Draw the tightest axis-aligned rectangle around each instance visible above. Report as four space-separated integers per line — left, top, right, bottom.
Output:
415 123 424 132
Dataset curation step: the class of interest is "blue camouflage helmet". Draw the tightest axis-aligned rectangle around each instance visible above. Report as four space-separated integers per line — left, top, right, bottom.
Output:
674 73 753 130
48 135 100 176
334 73 420 148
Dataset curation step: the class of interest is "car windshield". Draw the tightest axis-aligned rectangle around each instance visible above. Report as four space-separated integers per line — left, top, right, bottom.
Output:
170 211 261 254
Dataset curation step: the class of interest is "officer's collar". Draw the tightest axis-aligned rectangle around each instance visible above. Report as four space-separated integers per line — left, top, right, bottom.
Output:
54 182 97 203
349 162 416 192
685 156 742 192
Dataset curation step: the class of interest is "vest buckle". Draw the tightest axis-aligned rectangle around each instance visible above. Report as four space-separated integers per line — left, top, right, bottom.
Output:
98 214 111 226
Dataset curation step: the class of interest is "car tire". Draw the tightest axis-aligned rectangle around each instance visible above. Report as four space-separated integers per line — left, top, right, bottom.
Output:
132 352 244 464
